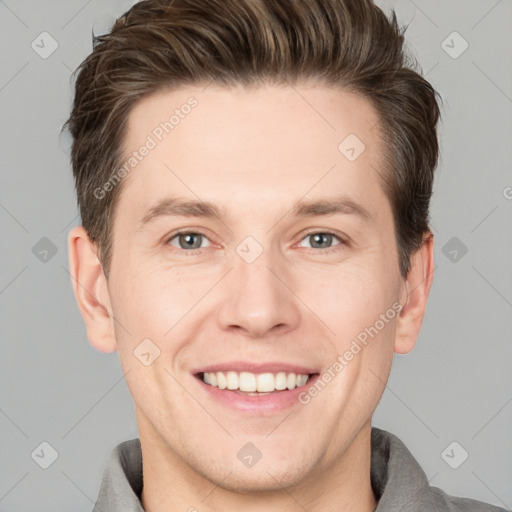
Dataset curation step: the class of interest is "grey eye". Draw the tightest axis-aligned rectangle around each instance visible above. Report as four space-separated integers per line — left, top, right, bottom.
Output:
299 232 341 249
169 232 210 250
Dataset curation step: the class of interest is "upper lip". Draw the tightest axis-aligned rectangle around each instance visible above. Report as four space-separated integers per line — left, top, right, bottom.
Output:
192 361 319 375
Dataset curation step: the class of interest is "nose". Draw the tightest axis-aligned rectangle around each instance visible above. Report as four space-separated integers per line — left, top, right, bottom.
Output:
216 244 301 339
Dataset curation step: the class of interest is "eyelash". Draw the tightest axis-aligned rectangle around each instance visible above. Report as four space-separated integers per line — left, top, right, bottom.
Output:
165 228 348 255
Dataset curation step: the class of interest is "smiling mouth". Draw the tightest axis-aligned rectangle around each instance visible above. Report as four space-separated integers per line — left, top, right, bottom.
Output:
196 370 318 395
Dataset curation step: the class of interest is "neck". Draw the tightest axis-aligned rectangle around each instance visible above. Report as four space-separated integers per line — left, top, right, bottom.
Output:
138 416 377 512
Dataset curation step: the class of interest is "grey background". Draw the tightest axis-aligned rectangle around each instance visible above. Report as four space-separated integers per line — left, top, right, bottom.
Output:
0 0 511 510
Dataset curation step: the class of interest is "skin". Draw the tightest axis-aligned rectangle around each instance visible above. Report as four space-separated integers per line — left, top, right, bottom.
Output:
68 83 434 512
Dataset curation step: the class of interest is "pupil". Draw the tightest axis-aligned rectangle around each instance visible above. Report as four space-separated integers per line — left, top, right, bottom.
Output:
312 233 331 248
181 233 201 249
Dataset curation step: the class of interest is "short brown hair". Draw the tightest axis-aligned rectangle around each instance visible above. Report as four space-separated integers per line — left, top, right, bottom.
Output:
63 0 442 279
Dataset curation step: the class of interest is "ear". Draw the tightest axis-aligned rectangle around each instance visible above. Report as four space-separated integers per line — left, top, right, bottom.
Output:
67 225 117 353
394 232 434 354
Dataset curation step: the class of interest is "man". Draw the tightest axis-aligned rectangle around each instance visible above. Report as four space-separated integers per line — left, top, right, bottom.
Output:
64 0 506 510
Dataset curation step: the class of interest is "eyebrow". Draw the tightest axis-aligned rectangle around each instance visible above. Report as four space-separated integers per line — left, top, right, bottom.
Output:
137 195 375 229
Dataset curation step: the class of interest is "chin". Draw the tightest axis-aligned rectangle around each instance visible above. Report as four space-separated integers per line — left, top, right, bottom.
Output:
207 463 311 494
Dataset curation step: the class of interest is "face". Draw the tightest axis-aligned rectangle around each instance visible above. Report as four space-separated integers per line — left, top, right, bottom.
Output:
94 83 409 490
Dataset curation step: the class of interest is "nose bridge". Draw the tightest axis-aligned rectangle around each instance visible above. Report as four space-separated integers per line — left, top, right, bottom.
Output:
216 235 300 337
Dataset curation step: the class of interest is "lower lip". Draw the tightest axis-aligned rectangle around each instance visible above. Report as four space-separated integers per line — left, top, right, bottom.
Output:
193 374 320 414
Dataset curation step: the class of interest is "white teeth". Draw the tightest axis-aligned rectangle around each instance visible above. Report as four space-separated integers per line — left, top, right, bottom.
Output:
239 372 257 392
286 373 296 390
296 374 308 386
226 371 238 390
217 372 227 390
275 372 287 390
201 371 311 392
256 373 275 392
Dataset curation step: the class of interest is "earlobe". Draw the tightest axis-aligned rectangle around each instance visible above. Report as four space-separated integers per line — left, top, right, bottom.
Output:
394 232 435 355
67 225 117 353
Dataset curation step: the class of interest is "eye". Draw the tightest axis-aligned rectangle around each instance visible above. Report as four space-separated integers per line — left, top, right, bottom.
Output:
165 229 347 254
297 231 345 251
167 230 212 250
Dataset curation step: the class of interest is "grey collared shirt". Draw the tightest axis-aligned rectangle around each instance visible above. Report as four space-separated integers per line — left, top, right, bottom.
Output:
92 427 506 511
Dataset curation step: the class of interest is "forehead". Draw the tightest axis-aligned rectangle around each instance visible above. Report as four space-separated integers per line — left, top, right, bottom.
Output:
124 83 381 154
116 83 388 225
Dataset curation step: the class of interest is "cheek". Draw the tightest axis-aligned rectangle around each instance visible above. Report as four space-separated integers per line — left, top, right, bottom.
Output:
304 261 398 339
112 260 195 335
310 266 398 394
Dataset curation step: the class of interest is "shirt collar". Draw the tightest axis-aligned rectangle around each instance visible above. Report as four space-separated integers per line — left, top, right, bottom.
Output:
92 436 144 512
92 427 437 512
371 427 432 511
